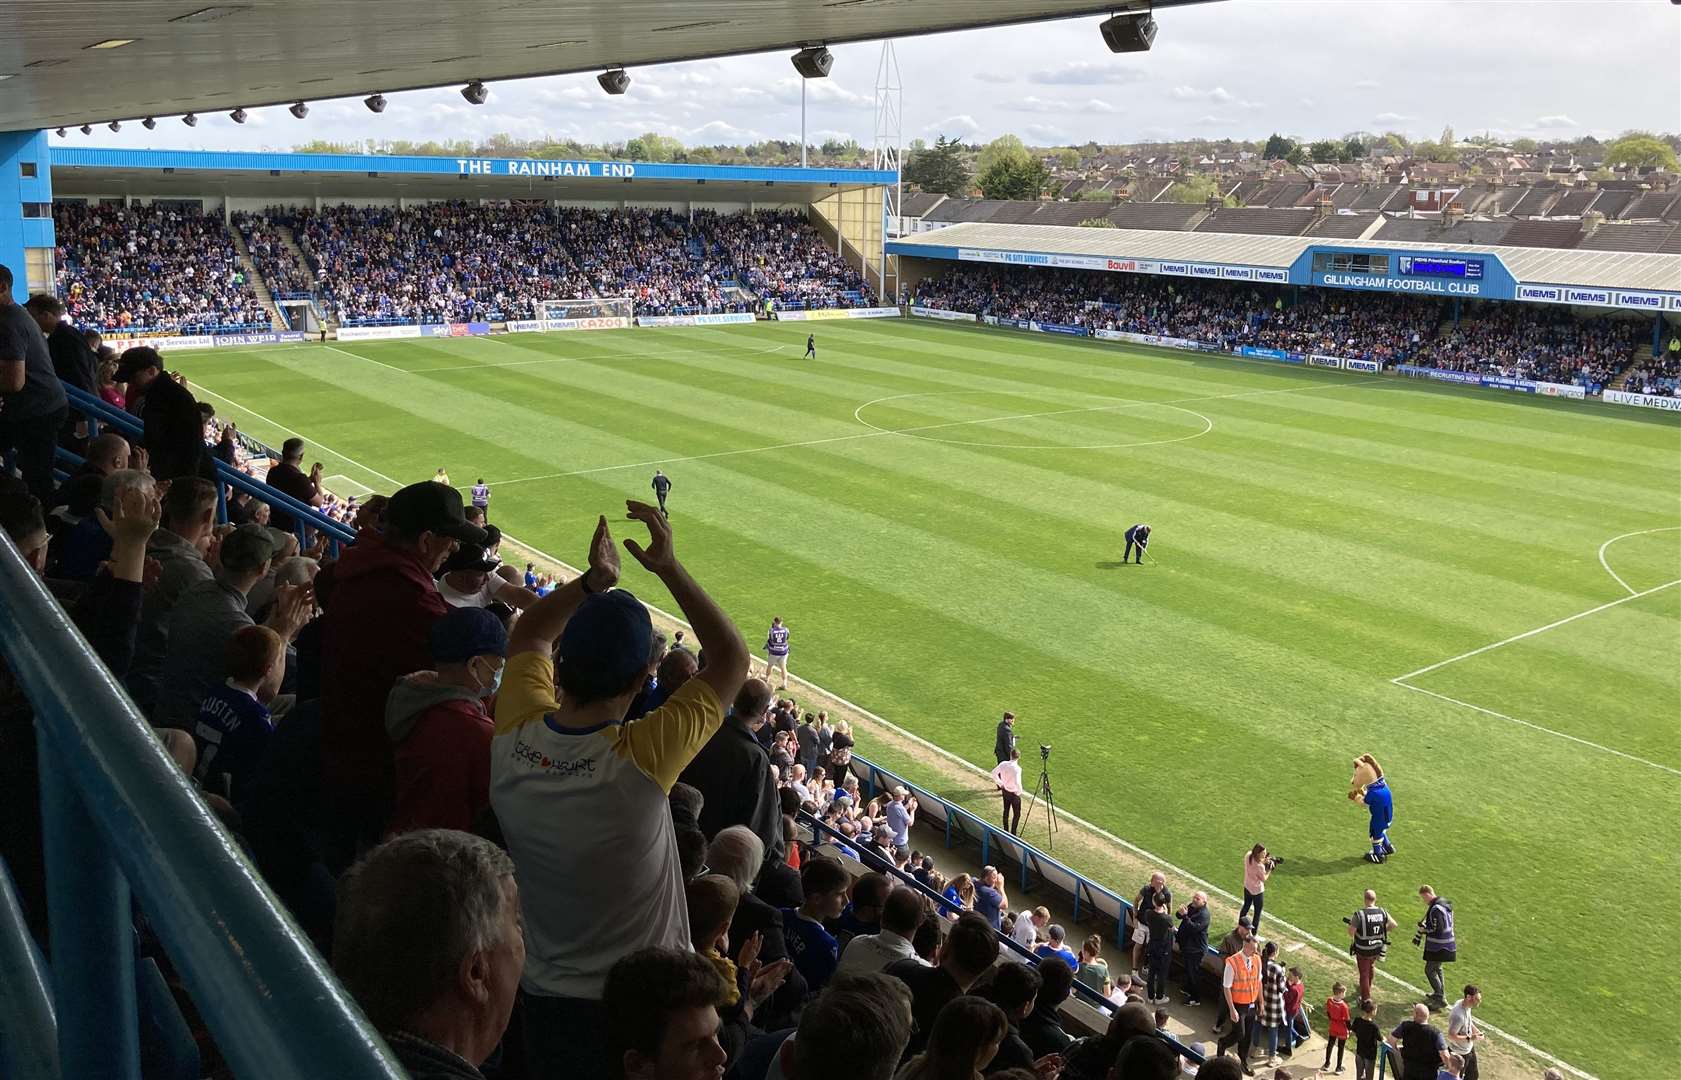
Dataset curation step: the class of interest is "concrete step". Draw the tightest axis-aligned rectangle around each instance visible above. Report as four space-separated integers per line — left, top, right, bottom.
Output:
229 227 287 332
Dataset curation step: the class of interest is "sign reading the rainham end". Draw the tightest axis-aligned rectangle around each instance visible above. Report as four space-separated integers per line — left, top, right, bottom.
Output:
455 158 636 178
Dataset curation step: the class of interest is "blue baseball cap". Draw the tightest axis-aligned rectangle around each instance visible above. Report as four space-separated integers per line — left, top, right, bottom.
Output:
558 589 654 698
428 606 508 664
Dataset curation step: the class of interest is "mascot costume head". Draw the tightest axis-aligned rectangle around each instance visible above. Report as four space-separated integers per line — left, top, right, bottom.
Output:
1348 754 1394 863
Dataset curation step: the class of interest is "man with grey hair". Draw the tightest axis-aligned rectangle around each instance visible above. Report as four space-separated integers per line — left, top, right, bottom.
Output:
129 477 219 710
707 825 805 1027
333 829 523 1079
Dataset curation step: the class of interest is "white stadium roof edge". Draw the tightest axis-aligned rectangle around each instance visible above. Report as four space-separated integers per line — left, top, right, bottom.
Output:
890 221 1681 294
0 0 1223 133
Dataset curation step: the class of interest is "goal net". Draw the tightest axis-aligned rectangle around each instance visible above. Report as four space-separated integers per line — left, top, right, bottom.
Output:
535 297 633 322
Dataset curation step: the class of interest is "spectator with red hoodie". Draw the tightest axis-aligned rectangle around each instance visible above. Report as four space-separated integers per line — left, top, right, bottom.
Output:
384 606 508 835
319 480 487 867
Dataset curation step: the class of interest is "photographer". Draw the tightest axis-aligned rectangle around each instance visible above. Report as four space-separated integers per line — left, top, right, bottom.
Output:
1240 844 1277 933
1347 888 1397 1003
1414 885 1457 1010
990 747 1024 835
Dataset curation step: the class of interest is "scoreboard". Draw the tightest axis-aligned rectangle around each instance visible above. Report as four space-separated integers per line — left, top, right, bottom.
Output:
1398 255 1483 280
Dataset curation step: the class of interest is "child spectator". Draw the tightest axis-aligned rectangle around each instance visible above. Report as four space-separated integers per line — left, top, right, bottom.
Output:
191 624 286 803
1352 998 1382 1080
781 855 850 995
1284 965 1311 1052
1323 981 1351 1073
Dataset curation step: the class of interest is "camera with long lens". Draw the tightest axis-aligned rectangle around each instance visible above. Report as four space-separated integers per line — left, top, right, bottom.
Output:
1040 744 1052 760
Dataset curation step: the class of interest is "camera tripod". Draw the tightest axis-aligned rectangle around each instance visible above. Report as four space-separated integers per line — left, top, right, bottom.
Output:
1021 749 1059 849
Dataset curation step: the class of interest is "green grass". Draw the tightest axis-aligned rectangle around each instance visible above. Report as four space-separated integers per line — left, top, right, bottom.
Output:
188 320 1680 1079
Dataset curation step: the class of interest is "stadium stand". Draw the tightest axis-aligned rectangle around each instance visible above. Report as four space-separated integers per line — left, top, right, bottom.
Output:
232 211 316 299
52 202 269 335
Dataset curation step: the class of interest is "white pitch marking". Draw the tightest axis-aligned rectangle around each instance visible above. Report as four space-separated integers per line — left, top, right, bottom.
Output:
487 375 1395 488
1391 576 1681 684
1394 681 1681 779
322 343 411 373
1596 525 1681 596
325 339 787 376
186 383 404 489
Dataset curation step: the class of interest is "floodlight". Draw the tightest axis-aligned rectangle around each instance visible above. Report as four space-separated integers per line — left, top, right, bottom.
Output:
289 101 308 119
364 93 387 113
230 107 248 123
142 117 157 130
1099 12 1157 53
597 68 630 95
80 124 92 135
56 128 67 137
107 120 121 132
461 80 488 105
182 113 198 127
791 46 833 79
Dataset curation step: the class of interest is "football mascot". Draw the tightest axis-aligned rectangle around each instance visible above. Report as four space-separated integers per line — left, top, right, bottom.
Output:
1347 754 1395 864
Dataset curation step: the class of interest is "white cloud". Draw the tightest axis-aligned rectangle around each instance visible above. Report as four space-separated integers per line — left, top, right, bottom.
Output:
686 120 764 143
1008 95 1115 116
1533 114 1578 128
927 114 981 138
1352 79 1381 90
1300 98 1317 108
1196 115 1237 127
1027 62 1146 86
1024 124 1072 145
974 71 1016 84
1373 112 1413 124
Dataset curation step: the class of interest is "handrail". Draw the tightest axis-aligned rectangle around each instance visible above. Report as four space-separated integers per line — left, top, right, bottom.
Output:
797 812 1206 1067
0 859 57 1079
59 384 358 548
0 533 404 1079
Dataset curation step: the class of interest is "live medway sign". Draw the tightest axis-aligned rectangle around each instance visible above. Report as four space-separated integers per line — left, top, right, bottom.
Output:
456 158 635 178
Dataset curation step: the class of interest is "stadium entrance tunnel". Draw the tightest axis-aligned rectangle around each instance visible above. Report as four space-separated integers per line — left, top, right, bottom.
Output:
853 389 1214 450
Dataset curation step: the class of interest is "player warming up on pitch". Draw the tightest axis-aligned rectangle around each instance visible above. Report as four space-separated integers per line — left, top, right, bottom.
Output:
765 616 790 689
804 333 816 360
651 469 671 517
1123 522 1152 564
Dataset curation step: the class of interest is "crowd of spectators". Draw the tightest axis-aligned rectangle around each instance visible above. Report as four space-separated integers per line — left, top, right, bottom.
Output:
232 210 316 298
1410 304 1644 390
1623 352 1681 397
52 202 269 334
696 208 874 311
913 264 1655 383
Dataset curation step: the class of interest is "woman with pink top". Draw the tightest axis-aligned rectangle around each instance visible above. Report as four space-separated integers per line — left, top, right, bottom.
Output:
1241 843 1276 932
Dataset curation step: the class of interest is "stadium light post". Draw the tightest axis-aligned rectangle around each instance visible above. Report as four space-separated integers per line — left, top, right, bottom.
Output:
791 45 833 169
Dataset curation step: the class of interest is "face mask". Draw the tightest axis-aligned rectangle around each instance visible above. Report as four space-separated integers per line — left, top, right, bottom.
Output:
479 659 504 700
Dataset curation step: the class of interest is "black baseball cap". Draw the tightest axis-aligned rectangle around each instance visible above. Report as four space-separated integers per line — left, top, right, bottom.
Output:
440 541 501 576
386 481 488 546
558 589 654 698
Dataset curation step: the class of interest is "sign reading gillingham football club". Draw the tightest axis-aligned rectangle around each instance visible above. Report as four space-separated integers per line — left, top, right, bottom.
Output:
455 158 636 178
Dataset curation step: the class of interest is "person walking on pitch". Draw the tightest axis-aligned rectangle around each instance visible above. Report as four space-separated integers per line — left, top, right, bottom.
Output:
651 469 672 516
1124 523 1152 564
804 333 816 360
765 616 790 689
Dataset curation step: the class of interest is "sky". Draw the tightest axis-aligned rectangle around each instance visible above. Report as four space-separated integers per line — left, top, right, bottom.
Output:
83 0 1680 154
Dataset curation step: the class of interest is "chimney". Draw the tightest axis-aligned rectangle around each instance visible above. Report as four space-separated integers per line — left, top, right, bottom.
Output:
1581 209 1605 238
1315 195 1333 219
1443 202 1466 226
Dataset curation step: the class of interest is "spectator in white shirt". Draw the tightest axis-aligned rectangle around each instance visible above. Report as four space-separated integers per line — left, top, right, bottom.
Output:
1009 905 1049 961
883 786 915 853
836 887 927 977
991 748 1024 835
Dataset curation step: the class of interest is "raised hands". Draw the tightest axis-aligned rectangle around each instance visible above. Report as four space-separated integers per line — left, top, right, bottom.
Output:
622 500 676 577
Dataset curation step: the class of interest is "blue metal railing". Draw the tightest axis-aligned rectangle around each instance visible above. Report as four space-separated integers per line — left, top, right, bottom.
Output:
0 533 404 1079
59 384 358 553
799 812 1205 1066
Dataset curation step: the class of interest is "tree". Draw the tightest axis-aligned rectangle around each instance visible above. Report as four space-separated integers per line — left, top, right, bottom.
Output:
1262 133 1295 160
1163 175 1225 204
977 155 1050 200
1309 139 1342 164
1078 216 1117 228
1052 147 1082 171
904 134 972 195
1604 132 1680 172
1285 144 1309 166
624 132 682 162
976 134 1030 178
1078 187 1116 202
1343 136 1366 161
1510 137 1538 153
1381 131 1409 155
1440 123 1456 148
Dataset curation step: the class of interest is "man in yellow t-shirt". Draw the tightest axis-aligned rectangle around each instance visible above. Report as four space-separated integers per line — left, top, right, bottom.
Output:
490 502 749 1080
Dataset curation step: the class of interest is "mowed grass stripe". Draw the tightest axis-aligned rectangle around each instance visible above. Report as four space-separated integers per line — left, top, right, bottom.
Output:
188 321 1680 1078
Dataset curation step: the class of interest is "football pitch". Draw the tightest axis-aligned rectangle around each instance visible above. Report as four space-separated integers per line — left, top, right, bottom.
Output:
189 319 1679 1078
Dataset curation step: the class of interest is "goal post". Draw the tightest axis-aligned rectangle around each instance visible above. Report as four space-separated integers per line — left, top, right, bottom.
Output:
534 297 633 323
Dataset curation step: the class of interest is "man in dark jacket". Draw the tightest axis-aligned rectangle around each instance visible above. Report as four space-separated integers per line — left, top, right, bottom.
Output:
677 676 786 865
266 437 322 534
1021 955 1076 1057
115 347 211 483
26 294 97 395
994 710 1017 764
320 481 486 866
1417 885 1457 1010
1176 890 1212 1005
334 830 523 1080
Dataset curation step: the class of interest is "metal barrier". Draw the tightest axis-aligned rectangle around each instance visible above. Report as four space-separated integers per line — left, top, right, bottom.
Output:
0 532 403 1079
799 811 1206 1066
58 383 359 553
